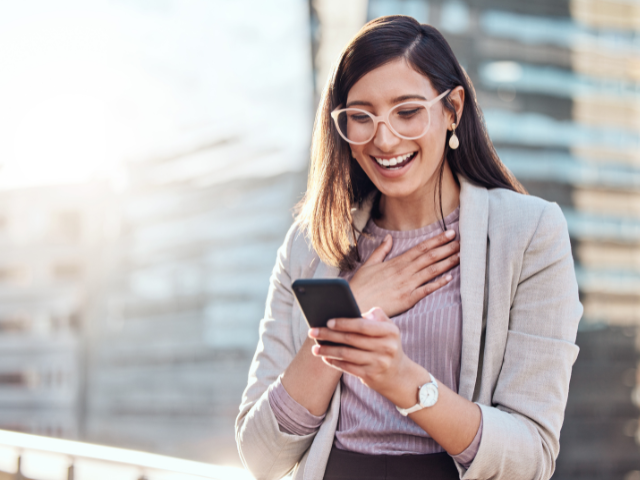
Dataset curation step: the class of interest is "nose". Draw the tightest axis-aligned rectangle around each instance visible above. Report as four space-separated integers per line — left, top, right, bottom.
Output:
373 122 401 151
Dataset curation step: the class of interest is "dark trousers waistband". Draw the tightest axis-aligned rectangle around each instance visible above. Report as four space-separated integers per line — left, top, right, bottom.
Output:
323 446 459 480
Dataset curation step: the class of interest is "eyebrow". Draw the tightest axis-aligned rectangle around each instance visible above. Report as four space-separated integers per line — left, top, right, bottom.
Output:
346 94 429 108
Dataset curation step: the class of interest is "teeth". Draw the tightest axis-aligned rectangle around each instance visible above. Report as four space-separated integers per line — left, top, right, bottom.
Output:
374 152 415 168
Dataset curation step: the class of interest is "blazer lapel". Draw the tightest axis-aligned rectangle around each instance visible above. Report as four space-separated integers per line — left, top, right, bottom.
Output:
457 176 489 400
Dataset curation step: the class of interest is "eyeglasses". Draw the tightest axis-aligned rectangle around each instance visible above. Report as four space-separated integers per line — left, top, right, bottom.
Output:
330 89 451 145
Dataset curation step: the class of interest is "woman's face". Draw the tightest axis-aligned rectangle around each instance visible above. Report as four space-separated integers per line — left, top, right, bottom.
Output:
345 58 454 201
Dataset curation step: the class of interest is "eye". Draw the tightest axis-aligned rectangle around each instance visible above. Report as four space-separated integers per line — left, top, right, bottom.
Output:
397 108 421 117
349 113 372 123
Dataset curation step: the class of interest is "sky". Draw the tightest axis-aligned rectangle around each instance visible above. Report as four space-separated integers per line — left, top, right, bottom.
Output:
0 0 314 190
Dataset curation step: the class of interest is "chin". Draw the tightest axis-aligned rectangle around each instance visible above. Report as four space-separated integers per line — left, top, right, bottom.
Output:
376 182 422 200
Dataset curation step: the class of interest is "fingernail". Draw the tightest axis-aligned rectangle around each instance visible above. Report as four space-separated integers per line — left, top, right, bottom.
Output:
457 253 460 259
445 230 455 238
311 345 320 355
327 319 335 328
309 328 319 337
385 234 391 242
446 274 453 281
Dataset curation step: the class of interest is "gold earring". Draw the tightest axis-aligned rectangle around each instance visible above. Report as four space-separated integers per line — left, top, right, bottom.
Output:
449 123 459 150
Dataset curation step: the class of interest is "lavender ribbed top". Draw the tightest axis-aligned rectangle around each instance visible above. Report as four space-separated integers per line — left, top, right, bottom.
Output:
268 207 482 466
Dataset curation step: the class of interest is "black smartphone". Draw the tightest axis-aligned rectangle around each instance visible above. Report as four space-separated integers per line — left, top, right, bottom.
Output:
291 278 361 346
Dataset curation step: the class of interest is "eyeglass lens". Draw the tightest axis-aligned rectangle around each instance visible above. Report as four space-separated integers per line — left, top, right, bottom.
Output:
335 103 431 143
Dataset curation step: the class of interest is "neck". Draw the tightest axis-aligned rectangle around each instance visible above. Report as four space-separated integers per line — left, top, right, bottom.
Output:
376 162 461 231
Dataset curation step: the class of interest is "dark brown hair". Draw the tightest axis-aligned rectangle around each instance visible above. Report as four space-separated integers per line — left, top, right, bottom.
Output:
297 15 525 270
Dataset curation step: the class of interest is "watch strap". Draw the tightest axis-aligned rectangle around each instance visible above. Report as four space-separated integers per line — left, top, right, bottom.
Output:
395 373 438 417
396 403 424 416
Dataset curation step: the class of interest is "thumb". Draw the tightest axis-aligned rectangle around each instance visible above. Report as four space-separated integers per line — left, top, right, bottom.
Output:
363 234 392 266
362 307 389 322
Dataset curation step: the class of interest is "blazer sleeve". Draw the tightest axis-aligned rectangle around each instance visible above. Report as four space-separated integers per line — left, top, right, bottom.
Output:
235 222 319 480
462 202 582 480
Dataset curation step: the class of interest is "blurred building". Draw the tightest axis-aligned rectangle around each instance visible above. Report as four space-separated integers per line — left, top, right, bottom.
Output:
365 0 640 478
311 0 369 95
85 166 306 465
0 1 637 477
0 182 118 440
82 0 314 467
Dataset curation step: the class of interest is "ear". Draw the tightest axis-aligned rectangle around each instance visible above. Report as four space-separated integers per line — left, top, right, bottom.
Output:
446 86 465 129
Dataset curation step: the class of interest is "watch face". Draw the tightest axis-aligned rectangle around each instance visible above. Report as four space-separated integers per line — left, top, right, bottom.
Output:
419 384 438 407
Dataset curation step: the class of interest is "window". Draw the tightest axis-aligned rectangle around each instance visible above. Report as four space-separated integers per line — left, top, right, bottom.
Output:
0 314 30 332
0 372 27 386
50 211 82 242
368 0 429 23
52 263 82 281
0 266 30 286
440 1 470 34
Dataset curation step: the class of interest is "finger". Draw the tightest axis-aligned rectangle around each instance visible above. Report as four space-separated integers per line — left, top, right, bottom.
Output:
327 317 394 337
362 307 390 323
312 344 374 365
416 252 460 285
362 234 392 266
405 229 456 261
321 355 342 371
413 241 460 271
311 327 383 351
409 273 453 304
323 358 367 378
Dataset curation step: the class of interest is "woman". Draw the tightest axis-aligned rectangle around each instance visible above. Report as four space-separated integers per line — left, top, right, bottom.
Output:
236 16 581 480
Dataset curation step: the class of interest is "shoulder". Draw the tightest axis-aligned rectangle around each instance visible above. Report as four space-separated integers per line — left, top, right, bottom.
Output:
279 220 320 278
486 187 567 247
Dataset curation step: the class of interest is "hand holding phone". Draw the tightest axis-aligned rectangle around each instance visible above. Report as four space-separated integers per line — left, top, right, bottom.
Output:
292 278 361 346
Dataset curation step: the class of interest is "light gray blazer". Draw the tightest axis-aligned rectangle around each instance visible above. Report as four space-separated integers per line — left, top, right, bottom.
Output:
236 175 582 480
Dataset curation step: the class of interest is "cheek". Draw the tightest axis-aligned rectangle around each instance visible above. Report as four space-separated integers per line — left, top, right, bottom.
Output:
420 128 447 156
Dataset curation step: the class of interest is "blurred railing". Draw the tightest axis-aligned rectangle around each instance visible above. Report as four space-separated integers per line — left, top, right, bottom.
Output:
0 430 253 480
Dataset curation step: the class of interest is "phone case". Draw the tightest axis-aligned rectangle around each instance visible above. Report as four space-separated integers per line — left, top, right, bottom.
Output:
291 278 361 346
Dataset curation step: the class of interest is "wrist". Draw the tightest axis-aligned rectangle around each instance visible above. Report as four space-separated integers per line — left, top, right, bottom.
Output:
381 357 431 408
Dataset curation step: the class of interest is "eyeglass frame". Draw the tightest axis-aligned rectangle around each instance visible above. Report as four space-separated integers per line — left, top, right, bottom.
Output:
330 89 451 145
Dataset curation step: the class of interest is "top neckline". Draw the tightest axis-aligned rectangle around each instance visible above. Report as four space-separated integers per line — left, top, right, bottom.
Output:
365 206 460 240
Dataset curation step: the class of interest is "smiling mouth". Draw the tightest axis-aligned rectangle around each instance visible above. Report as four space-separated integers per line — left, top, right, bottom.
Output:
371 152 417 170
